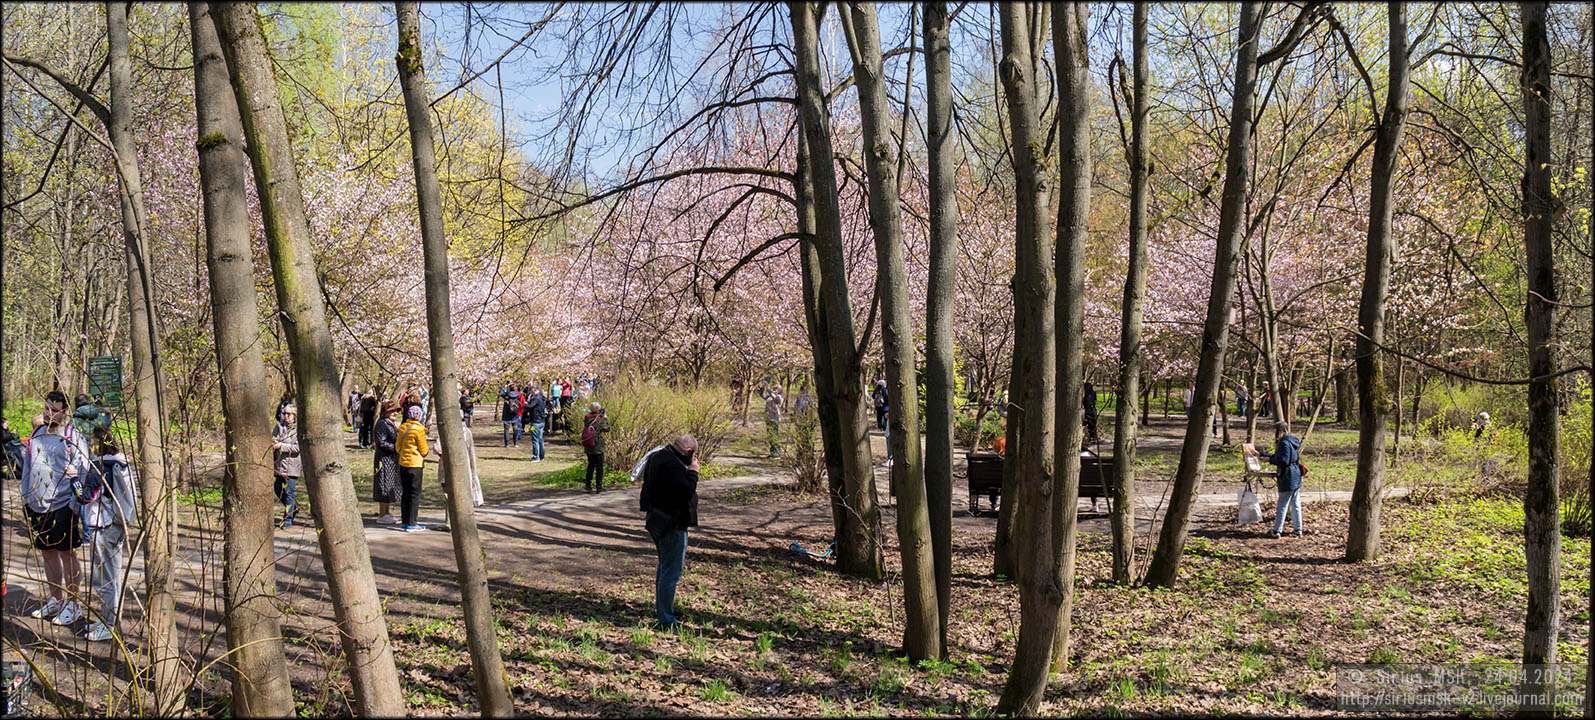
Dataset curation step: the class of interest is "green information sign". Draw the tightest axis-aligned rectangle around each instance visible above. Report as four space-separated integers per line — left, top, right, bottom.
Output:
87 355 124 409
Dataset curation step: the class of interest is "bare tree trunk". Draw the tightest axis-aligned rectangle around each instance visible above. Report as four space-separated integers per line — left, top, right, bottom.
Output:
1518 2 1561 710
840 1 935 659
1335 362 1354 424
1146 0 1320 587
1046 0 1090 673
921 0 956 657
1347 0 1411 562
213 5 405 714
993 3 1058 713
1110 0 1150 586
789 0 883 579
106 3 183 711
1391 359 1404 466
189 4 294 714
795 131 848 532
1300 340 1335 446
394 5 513 714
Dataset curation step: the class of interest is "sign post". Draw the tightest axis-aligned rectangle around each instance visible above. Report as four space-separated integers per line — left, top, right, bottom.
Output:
87 355 124 409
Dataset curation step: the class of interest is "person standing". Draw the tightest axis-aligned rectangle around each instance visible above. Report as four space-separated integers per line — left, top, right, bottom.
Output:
871 379 889 431
2 417 24 481
581 403 610 492
1265 422 1306 538
460 386 476 427
639 434 700 630
348 386 362 429
71 393 110 436
80 426 136 641
21 390 90 626
395 405 431 532
1082 381 1100 445
272 404 302 529
499 383 522 447
524 387 549 461
358 392 379 448
372 401 402 523
1182 382 1195 418
761 385 784 458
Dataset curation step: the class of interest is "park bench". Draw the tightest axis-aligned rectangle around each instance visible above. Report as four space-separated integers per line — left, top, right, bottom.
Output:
965 452 1119 515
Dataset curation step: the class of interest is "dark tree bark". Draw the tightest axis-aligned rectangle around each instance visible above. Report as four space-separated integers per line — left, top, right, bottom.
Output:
993 2 1058 713
1334 363 1354 424
1110 0 1150 586
795 131 848 531
838 0 938 661
788 0 883 579
1347 0 1412 562
394 4 514 714
189 3 294 714
213 4 406 714
921 0 956 656
1146 0 1322 587
1518 2 1561 711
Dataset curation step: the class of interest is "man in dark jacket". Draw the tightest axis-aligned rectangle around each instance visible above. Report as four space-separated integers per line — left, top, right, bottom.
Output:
499 384 522 447
639 434 699 630
523 388 549 461
1265 422 1305 538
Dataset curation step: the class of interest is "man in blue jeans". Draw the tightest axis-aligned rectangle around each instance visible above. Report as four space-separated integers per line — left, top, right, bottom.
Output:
524 387 549 461
639 434 699 630
1265 422 1306 538
499 384 522 447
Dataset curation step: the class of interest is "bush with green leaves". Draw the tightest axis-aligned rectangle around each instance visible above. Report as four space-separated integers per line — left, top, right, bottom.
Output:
592 379 734 472
953 410 1005 450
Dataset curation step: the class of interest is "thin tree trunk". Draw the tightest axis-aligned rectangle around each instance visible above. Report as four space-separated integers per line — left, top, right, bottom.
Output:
1046 0 1090 673
106 3 183 711
1518 2 1561 710
921 0 956 657
1335 362 1354 424
993 3 1058 713
1347 0 1411 562
395 5 513 714
189 4 294 714
213 5 405 714
1146 0 1319 587
1110 0 1150 586
1391 359 1404 466
795 130 848 532
789 0 883 579
840 1 936 660
1300 340 1336 447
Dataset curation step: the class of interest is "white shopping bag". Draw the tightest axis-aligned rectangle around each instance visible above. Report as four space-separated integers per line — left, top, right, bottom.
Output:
1237 486 1263 524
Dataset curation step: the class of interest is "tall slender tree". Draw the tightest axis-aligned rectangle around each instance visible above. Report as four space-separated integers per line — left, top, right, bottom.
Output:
1345 1 1413 562
211 5 406 714
921 0 956 655
394 3 514 714
188 3 295 714
839 0 938 661
788 0 884 579
993 2 1058 713
1518 1 1561 711
1145 1 1323 587
1110 0 1151 585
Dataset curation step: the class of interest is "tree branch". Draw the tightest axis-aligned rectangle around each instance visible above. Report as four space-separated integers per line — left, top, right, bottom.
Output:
1256 1 1327 66
712 232 812 292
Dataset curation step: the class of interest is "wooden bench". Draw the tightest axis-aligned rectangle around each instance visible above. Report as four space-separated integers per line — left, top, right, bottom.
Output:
965 452 1120 515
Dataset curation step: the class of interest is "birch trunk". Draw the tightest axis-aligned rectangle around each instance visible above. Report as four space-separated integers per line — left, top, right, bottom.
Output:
189 3 294 713
395 4 514 714
213 5 405 714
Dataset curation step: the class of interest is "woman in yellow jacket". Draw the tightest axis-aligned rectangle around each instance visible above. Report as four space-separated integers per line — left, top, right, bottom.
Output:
396 405 431 532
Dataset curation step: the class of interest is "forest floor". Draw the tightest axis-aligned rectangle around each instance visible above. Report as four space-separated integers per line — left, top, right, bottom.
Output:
3 414 1589 716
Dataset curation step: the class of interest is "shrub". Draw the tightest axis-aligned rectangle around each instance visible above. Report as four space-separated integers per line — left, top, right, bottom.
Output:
591 379 735 472
777 409 827 493
953 410 1005 450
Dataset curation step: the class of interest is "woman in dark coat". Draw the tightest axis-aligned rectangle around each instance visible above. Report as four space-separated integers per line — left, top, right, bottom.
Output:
358 393 380 448
372 401 403 523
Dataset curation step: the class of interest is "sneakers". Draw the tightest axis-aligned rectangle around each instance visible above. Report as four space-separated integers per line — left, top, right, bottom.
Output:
51 600 83 626
1295 528 1309 538
30 597 63 619
376 514 398 525
1266 529 1281 539
403 524 427 533
85 621 113 641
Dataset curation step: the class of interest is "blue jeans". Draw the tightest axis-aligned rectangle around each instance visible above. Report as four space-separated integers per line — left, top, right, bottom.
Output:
503 418 521 446
1273 488 1302 534
274 474 297 522
529 422 545 459
652 527 688 626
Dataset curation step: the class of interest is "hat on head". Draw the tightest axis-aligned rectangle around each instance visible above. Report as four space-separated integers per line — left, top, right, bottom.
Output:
381 400 399 416
406 405 424 420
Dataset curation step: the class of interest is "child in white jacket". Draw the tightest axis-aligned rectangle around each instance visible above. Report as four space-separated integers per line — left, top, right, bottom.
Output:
79 426 138 641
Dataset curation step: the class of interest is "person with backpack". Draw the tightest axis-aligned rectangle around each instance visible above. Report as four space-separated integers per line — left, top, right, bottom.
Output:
373 401 403 523
1264 421 1308 538
358 391 379 448
70 393 110 436
21 390 91 626
499 383 522 447
581 402 610 492
459 386 476 427
272 404 302 529
871 379 889 431
639 434 700 630
396 405 431 532
79 426 136 642
524 387 549 462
